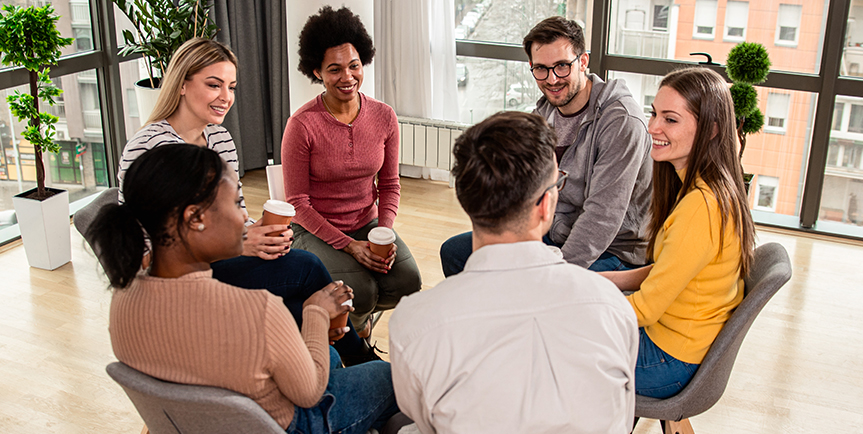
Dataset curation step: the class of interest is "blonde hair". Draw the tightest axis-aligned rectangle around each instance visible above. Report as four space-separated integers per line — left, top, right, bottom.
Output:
144 38 238 126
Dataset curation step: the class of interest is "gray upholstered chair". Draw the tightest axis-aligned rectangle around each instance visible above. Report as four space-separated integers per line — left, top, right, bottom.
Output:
633 242 792 434
106 361 285 434
72 187 119 248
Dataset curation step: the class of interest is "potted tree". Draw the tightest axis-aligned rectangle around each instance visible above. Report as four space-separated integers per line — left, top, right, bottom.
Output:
0 4 74 270
113 0 218 120
726 42 771 193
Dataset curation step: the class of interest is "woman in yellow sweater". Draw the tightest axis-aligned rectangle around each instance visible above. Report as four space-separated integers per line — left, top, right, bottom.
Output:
600 67 755 399
89 144 398 433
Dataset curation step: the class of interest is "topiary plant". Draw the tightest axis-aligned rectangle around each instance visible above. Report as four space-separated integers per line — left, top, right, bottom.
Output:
0 4 73 200
726 42 771 168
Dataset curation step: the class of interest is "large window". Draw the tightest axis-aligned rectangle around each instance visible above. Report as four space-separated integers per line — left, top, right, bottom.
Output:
454 0 590 46
0 0 125 244
608 0 826 75
819 95 863 237
456 0 862 240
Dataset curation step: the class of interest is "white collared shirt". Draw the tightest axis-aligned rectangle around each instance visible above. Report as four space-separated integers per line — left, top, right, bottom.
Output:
389 241 638 434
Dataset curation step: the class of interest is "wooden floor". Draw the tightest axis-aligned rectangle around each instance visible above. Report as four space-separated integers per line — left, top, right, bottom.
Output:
1 168 862 433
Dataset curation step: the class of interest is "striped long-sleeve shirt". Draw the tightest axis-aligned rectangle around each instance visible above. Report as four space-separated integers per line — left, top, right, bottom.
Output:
118 120 244 209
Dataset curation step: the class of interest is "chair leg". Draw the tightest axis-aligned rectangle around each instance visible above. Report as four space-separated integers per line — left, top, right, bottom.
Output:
140 425 150 434
663 419 694 434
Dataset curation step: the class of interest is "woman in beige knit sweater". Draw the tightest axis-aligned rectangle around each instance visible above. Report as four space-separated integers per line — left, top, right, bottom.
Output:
89 144 398 433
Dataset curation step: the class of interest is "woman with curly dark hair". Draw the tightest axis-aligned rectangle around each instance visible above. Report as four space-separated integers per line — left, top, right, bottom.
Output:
282 6 421 339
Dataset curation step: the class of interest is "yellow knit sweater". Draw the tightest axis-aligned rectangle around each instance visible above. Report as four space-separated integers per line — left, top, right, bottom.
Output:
626 173 743 364
109 270 331 429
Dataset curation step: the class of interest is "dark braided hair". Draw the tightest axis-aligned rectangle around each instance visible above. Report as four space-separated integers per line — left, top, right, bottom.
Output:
88 144 225 288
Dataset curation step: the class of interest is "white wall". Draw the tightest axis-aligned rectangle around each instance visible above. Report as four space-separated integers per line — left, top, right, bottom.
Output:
286 1 376 115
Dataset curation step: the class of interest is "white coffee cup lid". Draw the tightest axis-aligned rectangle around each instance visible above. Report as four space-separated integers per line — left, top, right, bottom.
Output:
368 227 396 245
263 200 295 216
341 299 353 307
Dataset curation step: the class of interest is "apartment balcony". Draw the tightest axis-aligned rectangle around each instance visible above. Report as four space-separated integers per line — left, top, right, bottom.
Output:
617 28 670 59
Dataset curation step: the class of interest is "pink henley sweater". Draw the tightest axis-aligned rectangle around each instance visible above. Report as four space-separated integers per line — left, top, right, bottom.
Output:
109 270 331 429
281 93 401 250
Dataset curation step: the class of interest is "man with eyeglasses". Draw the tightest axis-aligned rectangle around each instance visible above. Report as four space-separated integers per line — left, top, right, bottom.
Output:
441 16 652 275
390 112 637 434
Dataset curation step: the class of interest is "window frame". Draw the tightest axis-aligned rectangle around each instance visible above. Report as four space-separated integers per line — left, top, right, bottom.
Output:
455 0 863 239
0 0 129 247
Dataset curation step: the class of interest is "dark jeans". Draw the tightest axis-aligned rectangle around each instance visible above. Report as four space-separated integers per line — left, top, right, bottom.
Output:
440 231 636 276
211 250 366 359
635 328 699 398
288 347 399 434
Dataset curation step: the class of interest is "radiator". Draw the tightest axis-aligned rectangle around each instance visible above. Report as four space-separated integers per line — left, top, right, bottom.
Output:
398 116 469 172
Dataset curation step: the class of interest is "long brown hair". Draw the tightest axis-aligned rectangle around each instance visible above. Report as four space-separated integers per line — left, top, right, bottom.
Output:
646 67 755 276
144 38 238 126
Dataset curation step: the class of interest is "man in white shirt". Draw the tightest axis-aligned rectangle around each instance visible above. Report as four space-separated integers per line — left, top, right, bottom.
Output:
389 111 638 434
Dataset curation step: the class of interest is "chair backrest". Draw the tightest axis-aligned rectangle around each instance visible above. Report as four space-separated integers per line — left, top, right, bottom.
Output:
106 362 285 434
266 165 285 201
635 242 792 421
73 187 119 249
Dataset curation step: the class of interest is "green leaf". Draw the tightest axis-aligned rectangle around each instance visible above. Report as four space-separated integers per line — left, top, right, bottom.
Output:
742 108 764 135
730 83 758 119
726 42 772 84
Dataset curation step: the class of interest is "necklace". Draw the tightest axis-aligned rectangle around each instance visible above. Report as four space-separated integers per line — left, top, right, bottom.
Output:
322 93 361 124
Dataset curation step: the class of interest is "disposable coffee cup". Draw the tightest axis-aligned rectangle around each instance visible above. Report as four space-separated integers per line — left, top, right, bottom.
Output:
368 227 396 258
261 200 295 237
329 299 353 337
548 245 564 260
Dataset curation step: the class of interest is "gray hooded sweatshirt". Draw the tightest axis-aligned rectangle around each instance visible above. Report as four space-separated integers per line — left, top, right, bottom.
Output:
535 74 652 268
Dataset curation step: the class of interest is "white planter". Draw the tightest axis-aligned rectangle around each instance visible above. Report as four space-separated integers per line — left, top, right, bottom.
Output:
12 188 71 270
134 77 162 124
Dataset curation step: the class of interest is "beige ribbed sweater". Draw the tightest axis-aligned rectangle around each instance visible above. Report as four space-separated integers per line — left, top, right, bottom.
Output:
109 270 330 429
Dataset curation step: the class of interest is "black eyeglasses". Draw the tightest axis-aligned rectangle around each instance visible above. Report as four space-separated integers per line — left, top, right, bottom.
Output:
530 57 580 81
535 170 569 206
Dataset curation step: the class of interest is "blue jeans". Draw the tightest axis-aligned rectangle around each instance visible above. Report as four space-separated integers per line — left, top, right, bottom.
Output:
211 250 367 359
288 347 399 434
440 231 635 276
635 328 699 399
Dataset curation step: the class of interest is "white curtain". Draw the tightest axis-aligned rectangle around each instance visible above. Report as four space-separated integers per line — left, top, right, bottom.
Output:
374 0 458 121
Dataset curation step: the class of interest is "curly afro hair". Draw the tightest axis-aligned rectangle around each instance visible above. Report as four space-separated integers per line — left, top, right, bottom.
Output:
297 6 375 84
